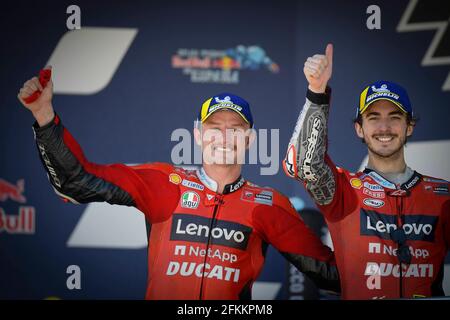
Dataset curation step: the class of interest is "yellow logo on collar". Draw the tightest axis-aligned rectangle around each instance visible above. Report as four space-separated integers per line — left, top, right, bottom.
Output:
169 173 182 185
350 178 363 189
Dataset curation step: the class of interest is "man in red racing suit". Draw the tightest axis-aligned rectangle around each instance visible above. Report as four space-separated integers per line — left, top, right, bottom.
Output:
283 44 450 299
18 67 339 300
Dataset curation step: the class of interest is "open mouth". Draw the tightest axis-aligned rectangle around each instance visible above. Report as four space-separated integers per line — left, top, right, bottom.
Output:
214 146 234 152
374 135 395 143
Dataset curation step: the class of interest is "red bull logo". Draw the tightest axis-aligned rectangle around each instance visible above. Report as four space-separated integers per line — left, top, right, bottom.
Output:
172 46 279 84
0 178 26 203
0 206 35 234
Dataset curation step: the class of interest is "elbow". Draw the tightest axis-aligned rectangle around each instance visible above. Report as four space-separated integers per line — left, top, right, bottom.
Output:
283 144 301 180
283 143 322 183
298 159 320 183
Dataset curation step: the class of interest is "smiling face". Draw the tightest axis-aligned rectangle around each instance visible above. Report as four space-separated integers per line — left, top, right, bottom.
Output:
194 110 253 166
355 100 414 159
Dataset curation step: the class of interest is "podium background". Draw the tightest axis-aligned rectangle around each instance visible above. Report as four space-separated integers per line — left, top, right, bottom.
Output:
1 0 449 299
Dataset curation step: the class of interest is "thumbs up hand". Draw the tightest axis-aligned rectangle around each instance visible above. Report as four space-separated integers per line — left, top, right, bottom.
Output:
303 43 333 94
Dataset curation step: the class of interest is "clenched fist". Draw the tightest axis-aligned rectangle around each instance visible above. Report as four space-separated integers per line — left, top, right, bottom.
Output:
304 43 333 94
18 66 55 126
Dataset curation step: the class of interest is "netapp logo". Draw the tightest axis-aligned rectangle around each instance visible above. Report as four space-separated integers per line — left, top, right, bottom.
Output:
360 210 437 242
170 214 252 250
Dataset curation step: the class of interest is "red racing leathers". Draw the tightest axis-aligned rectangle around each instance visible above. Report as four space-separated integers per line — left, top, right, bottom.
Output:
284 88 450 299
32 114 339 300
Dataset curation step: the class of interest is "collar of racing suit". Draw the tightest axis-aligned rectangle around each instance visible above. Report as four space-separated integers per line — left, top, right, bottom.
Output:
196 167 246 194
363 167 422 193
364 165 414 187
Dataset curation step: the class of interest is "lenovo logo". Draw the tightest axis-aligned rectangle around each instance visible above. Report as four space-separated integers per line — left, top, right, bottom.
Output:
360 210 437 242
170 214 252 250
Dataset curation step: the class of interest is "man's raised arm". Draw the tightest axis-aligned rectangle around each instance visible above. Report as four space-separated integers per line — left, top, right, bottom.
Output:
17 67 179 222
283 44 336 206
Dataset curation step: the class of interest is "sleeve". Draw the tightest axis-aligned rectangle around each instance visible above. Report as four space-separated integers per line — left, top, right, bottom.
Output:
32 114 179 223
283 87 358 221
283 87 336 206
252 195 340 292
316 155 360 222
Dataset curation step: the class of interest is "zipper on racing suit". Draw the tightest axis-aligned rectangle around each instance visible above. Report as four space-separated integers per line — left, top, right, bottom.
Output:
199 194 224 300
396 195 404 298
370 169 420 299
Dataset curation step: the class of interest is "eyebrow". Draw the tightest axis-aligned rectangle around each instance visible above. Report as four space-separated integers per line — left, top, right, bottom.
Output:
205 121 247 127
205 121 221 125
365 110 404 117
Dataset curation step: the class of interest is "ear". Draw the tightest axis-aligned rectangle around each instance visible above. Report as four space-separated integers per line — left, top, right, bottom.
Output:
193 127 202 146
406 121 415 137
354 121 364 139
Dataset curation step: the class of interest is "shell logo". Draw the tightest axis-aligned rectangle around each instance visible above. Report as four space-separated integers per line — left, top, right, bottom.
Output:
350 178 363 189
169 173 182 185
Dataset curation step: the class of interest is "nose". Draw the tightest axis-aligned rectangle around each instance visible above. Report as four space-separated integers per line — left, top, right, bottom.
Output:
221 128 229 144
208 128 228 145
223 128 237 145
376 117 391 132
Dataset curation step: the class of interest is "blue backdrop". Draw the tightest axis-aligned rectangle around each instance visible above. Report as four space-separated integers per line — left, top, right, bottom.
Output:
1 0 449 299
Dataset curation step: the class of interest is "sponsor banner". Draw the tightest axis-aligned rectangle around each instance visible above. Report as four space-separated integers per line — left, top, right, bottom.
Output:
433 184 449 195
181 191 200 209
360 210 438 242
255 192 273 205
363 198 385 208
171 46 279 84
363 188 385 199
0 178 26 203
241 188 273 206
169 173 182 185
350 178 363 189
170 214 253 250
0 178 36 235
182 179 204 191
366 171 396 189
166 261 240 282
0 206 35 234
423 177 448 184
228 177 245 193
174 245 238 263
368 242 430 259
364 262 433 278
364 182 384 191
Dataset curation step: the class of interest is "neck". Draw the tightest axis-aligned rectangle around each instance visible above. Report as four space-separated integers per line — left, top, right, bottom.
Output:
202 163 242 194
367 148 407 174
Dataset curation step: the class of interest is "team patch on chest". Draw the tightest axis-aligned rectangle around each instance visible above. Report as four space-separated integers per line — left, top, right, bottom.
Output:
240 188 273 206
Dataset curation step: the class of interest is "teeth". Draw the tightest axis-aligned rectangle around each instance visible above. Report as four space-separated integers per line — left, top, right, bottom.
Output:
375 136 393 142
216 147 233 152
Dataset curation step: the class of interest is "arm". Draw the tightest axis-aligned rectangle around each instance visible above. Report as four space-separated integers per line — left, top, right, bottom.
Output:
283 45 358 221
18 67 179 223
252 196 340 293
283 44 336 206
284 88 336 206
